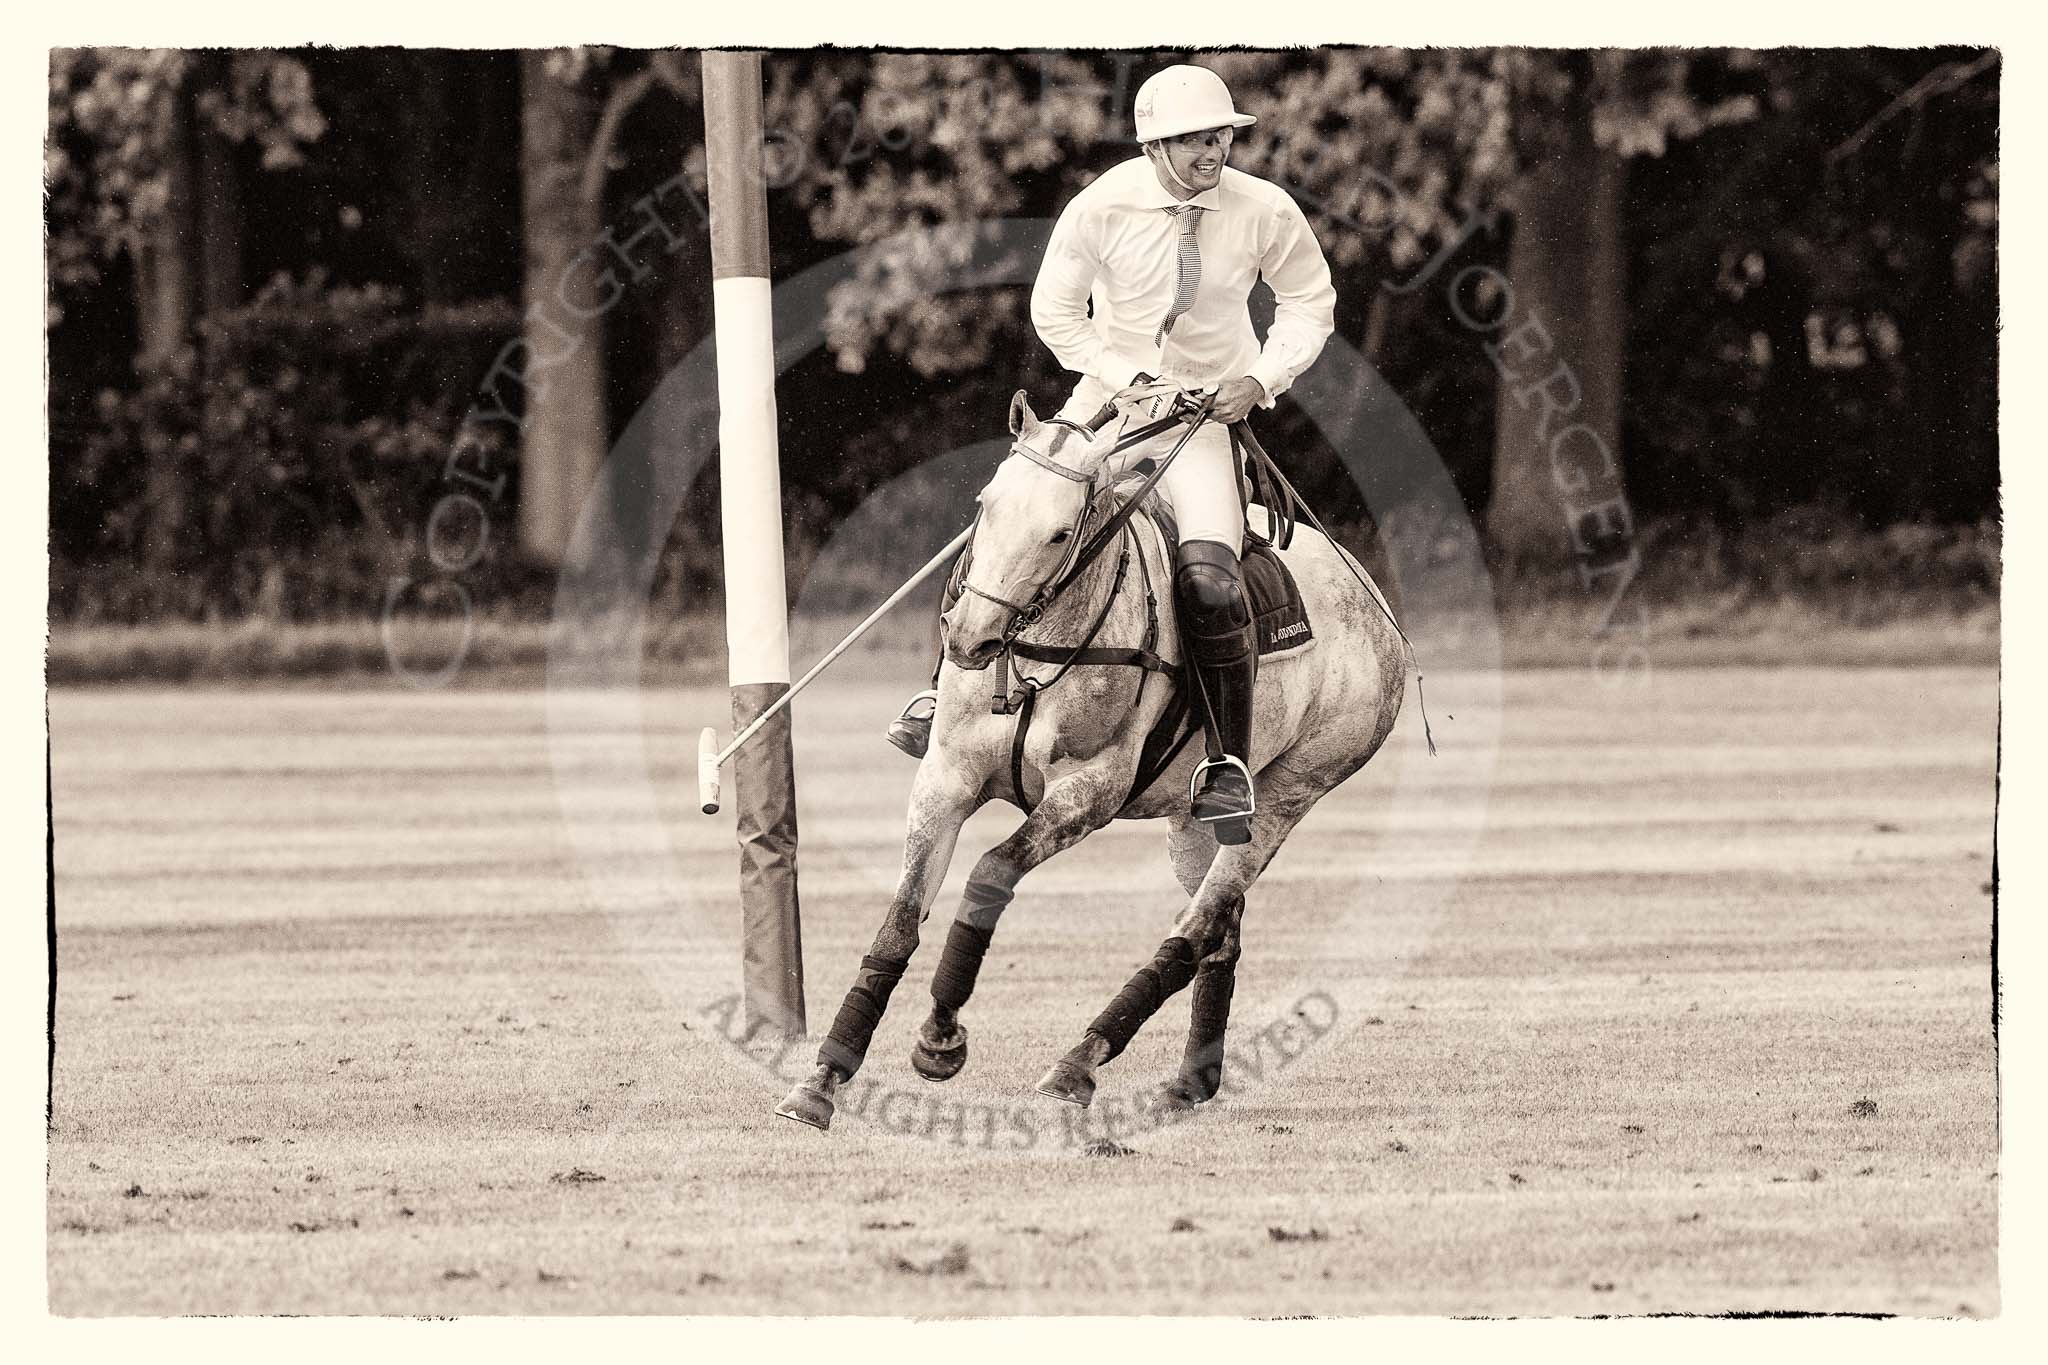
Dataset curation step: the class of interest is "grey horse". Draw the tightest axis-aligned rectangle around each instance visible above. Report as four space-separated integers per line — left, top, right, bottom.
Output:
776 392 1408 1130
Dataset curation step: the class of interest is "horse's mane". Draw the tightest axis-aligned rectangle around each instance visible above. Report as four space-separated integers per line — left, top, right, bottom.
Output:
1017 422 1174 536
1103 470 1175 538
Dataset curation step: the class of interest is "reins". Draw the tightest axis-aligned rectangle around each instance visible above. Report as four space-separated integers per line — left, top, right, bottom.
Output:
959 403 1213 647
1229 421 1437 756
987 411 1206 707
969 400 1213 810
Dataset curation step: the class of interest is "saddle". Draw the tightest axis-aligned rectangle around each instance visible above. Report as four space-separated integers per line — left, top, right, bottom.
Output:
1247 537 1316 658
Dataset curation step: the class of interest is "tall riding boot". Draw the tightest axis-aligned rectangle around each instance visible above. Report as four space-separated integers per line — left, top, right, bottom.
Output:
1174 540 1257 845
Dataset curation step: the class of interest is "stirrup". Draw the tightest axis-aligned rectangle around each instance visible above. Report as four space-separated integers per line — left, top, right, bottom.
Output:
1189 755 1255 843
885 689 939 759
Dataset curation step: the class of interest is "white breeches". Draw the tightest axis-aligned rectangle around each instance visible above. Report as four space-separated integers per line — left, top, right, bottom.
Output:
1057 377 1243 557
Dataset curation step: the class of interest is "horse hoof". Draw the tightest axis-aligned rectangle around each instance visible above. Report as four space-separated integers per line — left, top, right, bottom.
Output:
911 1030 968 1083
774 1083 834 1131
1035 1059 1096 1108
1157 1074 1214 1112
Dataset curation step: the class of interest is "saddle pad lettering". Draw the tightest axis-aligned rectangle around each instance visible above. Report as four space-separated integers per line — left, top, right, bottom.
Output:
1242 532 1315 658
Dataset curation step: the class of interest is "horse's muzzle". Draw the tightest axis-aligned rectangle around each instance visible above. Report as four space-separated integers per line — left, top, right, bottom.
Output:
945 636 1003 672
939 611 1003 672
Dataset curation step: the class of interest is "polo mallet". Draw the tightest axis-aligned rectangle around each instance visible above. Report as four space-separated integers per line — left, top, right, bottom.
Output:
696 397 1130 813
697 524 972 813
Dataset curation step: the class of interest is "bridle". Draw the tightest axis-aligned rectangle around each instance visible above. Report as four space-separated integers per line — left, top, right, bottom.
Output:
956 389 1212 640
946 393 1213 809
956 417 1104 640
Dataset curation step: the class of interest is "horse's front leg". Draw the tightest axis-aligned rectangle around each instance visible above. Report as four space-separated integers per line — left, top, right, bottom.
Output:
775 766 976 1130
912 767 1128 1083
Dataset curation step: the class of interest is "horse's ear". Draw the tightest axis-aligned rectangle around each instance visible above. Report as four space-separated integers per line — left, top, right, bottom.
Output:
1008 389 1038 438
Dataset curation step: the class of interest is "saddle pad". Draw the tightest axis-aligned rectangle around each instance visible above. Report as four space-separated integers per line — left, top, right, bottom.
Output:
1242 530 1315 660
1124 486 1314 661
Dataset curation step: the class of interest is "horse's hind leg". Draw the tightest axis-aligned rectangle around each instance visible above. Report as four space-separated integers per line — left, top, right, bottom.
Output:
912 769 1128 1083
1038 790 1317 1109
1166 917 1241 1110
776 768 976 1130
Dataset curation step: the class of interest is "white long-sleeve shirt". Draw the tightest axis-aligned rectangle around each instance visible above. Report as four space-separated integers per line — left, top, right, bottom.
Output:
1030 156 1337 407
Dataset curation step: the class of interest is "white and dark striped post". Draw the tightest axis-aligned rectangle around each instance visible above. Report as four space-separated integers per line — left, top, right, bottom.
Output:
703 50 805 1039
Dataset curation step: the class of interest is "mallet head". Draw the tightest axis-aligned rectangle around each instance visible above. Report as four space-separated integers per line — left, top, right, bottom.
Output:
698 727 722 814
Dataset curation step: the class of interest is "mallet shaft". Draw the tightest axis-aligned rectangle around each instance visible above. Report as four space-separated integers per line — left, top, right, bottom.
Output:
699 524 973 812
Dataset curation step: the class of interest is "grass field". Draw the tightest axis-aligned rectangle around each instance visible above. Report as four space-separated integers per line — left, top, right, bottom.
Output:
47 664 1999 1316
44 595 1998 685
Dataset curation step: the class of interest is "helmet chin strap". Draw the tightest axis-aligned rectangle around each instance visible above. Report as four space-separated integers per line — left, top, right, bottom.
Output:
1147 140 1202 195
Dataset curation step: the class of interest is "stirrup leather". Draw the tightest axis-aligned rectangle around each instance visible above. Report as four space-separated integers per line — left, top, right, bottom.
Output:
895 689 939 723
1188 754 1255 821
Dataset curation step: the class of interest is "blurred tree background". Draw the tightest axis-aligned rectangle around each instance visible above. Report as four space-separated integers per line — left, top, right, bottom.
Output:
45 46 1999 631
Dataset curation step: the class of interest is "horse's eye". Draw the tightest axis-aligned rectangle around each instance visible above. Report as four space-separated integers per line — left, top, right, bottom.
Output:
1049 529 1071 545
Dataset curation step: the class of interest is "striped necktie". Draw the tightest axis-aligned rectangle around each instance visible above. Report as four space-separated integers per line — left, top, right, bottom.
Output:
1154 204 1204 346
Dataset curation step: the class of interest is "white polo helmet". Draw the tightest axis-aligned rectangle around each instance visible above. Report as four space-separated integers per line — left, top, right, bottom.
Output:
1132 64 1257 143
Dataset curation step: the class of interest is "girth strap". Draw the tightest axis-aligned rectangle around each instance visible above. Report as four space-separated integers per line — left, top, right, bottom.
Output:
1119 688 1200 815
1009 641 1175 675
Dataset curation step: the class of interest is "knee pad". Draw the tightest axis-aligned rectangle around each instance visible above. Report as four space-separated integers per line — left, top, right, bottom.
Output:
1175 541 1252 667
1174 541 1250 635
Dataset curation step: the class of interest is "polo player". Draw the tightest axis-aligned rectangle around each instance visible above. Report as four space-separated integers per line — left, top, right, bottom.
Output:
889 62 1337 837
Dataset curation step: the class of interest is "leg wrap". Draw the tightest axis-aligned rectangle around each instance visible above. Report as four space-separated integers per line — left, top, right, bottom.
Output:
957 874 1015 931
819 952 908 1078
1180 960 1238 1091
930 919 995 1013
1089 936 1201 1062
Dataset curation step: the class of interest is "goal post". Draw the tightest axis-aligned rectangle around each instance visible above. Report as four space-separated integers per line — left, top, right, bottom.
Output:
702 50 805 1040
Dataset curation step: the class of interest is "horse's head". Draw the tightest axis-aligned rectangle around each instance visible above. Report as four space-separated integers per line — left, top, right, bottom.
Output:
941 390 1116 670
